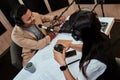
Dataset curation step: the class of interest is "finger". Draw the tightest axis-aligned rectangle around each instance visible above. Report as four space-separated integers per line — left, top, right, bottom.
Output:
62 49 66 58
65 47 69 51
53 50 61 54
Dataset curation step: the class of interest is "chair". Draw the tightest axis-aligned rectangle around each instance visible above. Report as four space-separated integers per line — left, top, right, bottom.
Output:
115 57 120 67
10 41 22 70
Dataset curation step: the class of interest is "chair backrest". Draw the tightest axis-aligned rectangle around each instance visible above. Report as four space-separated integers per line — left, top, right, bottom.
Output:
115 57 120 67
10 41 22 70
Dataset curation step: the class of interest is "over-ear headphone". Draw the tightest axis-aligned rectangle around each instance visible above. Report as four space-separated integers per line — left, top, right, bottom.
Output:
12 4 24 26
70 10 94 41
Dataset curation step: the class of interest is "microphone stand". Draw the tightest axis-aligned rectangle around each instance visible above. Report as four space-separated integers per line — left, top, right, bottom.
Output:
75 0 81 11
50 0 75 28
91 0 105 17
49 0 82 31
100 0 105 17
91 2 99 12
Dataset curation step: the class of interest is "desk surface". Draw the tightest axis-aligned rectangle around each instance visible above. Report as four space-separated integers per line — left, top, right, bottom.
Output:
13 17 114 80
14 33 82 80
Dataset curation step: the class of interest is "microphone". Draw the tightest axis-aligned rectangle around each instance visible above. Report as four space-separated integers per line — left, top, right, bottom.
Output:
38 24 54 32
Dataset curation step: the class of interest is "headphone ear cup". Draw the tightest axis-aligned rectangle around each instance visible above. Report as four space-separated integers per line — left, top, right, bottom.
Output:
15 18 24 26
12 4 24 26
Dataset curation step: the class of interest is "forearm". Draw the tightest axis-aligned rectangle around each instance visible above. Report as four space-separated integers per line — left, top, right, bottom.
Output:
54 49 76 80
70 44 83 52
12 34 50 50
63 69 76 80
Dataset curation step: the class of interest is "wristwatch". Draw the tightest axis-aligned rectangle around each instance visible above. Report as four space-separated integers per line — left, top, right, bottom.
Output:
60 65 68 71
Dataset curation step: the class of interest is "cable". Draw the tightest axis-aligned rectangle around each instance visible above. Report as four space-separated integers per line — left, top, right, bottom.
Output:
76 0 81 11
67 59 80 65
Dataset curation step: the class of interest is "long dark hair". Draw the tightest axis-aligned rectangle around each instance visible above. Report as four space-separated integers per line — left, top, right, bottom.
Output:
69 10 106 78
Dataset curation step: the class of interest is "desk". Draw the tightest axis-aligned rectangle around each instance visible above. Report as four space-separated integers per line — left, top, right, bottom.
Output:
13 17 114 80
14 33 82 80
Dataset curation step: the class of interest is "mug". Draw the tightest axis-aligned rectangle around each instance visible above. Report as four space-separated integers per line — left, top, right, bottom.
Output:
24 62 36 73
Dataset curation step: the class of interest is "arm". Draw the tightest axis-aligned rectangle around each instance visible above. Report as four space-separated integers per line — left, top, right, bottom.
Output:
13 36 51 50
11 28 51 50
53 49 76 80
41 14 55 23
42 14 66 30
63 69 76 80
70 44 83 52
33 13 61 32
55 40 83 51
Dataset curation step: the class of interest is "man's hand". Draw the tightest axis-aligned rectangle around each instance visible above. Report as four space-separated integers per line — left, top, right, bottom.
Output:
53 26 61 32
51 16 66 25
58 16 66 24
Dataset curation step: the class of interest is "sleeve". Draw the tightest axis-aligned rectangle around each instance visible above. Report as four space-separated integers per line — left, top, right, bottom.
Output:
11 28 51 50
86 59 107 80
17 36 51 50
77 59 107 80
32 12 44 25
41 14 55 23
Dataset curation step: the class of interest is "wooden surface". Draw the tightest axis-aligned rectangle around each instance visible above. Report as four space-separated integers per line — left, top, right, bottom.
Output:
0 10 13 56
74 4 120 19
45 1 120 19
19 0 120 19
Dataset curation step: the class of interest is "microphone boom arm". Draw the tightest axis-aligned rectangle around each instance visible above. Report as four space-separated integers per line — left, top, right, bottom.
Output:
49 0 75 28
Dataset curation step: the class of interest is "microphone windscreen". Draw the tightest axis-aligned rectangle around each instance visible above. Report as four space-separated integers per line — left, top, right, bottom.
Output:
38 24 54 32
38 24 42 28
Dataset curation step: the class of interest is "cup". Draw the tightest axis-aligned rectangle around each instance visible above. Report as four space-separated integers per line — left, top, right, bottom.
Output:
24 62 36 73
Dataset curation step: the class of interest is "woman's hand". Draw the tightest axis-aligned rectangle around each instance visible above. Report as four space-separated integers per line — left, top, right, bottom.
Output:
56 40 72 50
53 48 67 66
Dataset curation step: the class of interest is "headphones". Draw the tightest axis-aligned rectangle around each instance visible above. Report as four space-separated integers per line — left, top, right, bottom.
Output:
71 10 94 41
72 29 81 41
12 4 24 26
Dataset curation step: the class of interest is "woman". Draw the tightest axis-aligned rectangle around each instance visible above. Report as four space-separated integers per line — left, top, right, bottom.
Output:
53 10 119 80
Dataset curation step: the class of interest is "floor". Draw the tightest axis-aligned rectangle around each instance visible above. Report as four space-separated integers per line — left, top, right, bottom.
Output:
0 21 120 80
0 49 19 80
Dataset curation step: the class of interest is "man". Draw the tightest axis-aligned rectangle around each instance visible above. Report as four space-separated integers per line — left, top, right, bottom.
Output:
10 4 65 66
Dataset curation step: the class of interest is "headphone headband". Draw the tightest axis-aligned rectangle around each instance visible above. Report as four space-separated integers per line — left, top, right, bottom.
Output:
13 4 24 26
71 10 94 41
